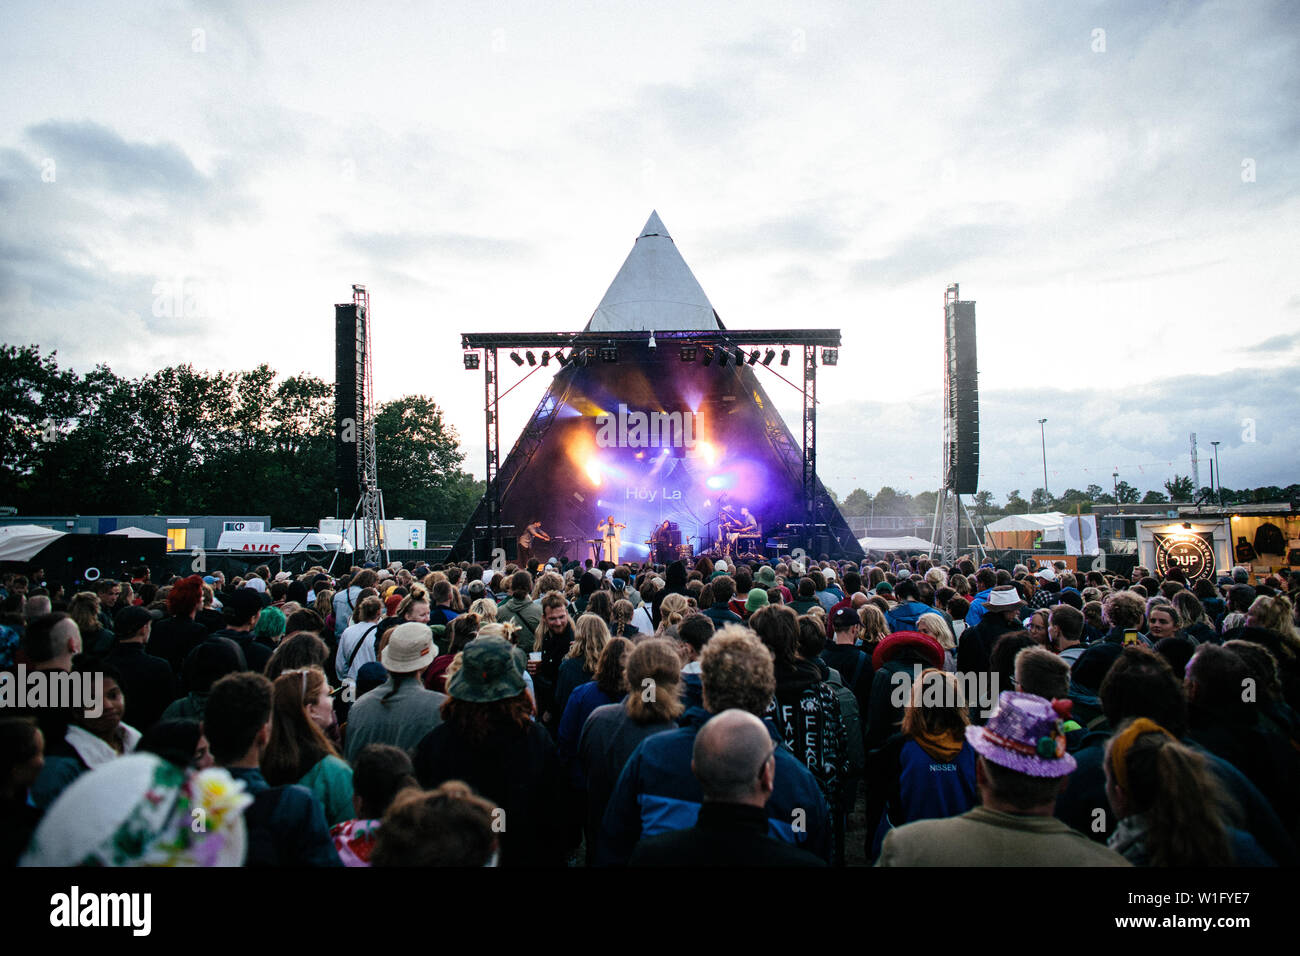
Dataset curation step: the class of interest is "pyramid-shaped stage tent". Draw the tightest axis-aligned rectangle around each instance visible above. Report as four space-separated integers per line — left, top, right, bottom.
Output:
453 213 863 563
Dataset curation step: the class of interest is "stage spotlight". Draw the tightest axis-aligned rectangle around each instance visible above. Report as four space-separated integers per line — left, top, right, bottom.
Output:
556 350 570 366
762 349 776 366
680 346 697 362
463 352 480 370
525 351 536 366
780 349 791 366
702 349 714 367
718 350 729 367
510 352 524 366
648 331 657 350
821 348 838 366
734 349 744 365
747 350 760 365
598 346 618 363
541 351 550 367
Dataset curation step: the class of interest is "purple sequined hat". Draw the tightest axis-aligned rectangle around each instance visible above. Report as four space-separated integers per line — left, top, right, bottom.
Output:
965 691 1077 778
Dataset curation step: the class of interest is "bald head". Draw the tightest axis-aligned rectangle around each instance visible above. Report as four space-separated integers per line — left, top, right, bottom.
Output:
692 709 775 806
851 592 868 609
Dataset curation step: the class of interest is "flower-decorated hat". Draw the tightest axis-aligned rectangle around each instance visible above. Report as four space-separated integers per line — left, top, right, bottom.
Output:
21 754 252 866
965 691 1077 778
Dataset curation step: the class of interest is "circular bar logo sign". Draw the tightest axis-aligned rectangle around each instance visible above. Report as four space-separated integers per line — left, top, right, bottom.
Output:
1154 532 1215 581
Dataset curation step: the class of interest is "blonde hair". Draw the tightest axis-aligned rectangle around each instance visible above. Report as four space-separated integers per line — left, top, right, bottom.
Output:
611 599 634 634
476 620 521 645
534 572 564 600
567 613 610 672
859 603 889 644
445 651 464 684
916 612 954 650
1248 595 1299 655
467 597 498 623
657 593 691 633
68 592 101 634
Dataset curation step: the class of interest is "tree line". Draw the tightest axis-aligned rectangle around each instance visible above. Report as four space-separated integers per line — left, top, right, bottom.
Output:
833 478 1299 519
0 344 484 529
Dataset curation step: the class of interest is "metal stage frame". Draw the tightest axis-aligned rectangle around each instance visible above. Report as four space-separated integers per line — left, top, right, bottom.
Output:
461 329 844 560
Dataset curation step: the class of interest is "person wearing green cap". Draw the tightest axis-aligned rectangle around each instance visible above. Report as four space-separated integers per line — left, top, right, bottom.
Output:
412 636 568 866
744 588 769 619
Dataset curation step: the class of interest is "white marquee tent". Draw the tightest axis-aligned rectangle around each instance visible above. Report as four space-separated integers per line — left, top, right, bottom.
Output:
0 524 66 562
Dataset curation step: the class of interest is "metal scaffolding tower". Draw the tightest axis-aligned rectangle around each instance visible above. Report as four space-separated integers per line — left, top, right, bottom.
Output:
352 284 388 567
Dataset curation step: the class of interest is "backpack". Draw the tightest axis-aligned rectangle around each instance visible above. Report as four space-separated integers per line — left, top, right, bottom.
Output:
824 670 865 777
766 682 847 811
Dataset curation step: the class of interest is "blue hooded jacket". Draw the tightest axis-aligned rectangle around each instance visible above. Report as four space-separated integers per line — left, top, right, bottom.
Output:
596 706 832 866
886 600 934 633
964 588 994 627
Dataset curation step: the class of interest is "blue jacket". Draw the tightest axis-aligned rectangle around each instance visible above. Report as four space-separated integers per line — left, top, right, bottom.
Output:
226 767 342 867
886 601 933 633
867 735 978 860
964 588 994 627
596 706 832 866
558 681 617 787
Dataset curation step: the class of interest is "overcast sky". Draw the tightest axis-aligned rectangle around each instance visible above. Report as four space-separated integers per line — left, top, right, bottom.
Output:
1 1 1296 504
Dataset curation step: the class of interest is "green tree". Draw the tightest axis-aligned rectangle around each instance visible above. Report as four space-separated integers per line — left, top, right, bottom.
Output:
1030 488 1052 511
1005 489 1029 514
971 490 1000 516
1085 484 1105 501
912 490 938 516
873 486 912 514
1142 489 1168 504
1115 480 1140 504
840 488 874 516
375 395 480 524
1055 488 1092 512
0 344 81 505
1164 474 1195 501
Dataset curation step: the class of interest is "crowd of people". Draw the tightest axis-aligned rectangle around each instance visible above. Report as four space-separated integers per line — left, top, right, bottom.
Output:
0 551 1296 867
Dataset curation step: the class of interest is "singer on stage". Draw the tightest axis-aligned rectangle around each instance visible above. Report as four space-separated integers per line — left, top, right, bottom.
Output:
597 514 626 564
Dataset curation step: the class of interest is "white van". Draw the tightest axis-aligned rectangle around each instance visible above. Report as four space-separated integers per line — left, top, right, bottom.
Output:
215 531 353 554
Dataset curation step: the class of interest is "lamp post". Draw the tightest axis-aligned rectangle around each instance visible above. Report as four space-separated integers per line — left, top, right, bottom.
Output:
1209 441 1222 506
1112 471 1119 505
1038 419 1049 501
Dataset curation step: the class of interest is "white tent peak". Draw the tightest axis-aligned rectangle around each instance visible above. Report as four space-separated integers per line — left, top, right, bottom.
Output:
584 212 720 333
640 210 670 240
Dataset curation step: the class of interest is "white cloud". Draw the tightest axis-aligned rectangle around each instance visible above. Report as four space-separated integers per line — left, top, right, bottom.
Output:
0 0 1296 501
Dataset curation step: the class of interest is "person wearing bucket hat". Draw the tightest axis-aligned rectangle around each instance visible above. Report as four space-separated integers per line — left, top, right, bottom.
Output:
413 636 568 865
744 587 769 617
343 623 447 762
956 585 1025 683
877 691 1130 867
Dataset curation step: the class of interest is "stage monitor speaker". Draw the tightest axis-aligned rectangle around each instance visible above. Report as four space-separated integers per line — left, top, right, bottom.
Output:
950 300 979 495
335 303 362 505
